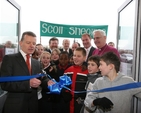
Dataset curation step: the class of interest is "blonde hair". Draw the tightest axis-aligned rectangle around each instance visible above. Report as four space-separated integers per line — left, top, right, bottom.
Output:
40 51 51 59
40 51 57 72
51 48 61 55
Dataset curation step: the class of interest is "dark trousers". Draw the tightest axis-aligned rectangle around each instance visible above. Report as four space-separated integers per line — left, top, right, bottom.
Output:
38 98 70 113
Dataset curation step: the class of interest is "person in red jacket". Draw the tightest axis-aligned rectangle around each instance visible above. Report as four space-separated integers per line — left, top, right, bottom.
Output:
64 47 88 113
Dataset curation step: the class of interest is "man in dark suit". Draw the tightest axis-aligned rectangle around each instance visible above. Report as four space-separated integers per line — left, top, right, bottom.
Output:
46 37 59 53
0 48 4 63
0 31 53 113
81 33 95 61
60 39 73 56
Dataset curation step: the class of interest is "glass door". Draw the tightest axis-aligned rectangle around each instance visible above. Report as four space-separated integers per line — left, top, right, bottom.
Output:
0 0 20 111
117 0 136 77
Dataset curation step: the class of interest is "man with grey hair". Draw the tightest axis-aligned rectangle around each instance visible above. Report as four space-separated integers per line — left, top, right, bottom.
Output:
71 42 80 52
92 29 120 58
60 39 73 56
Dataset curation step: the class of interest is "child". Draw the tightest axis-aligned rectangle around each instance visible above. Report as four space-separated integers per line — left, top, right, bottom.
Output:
85 56 101 90
64 47 88 113
57 51 72 76
56 51 72 113
51 48 60 65
69 54 74 65
32 48 39 60
84 52 141 113
39 51 59 113
80 56 102 113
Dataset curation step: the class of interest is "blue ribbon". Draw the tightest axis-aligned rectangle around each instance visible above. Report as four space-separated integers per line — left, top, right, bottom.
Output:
93 82 141 92
0 73 44 82
48 75 141 94
48 75 72 94
74 82 141 93
1 73 141 94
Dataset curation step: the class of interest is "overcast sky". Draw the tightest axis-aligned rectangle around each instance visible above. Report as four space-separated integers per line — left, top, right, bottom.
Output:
15 0 126 47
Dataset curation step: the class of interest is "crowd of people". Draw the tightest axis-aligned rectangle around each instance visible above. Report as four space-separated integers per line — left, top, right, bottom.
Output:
0 29 141 113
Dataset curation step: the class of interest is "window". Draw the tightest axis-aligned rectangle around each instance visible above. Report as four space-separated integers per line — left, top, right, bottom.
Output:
0 0 20 96
117 0 135 77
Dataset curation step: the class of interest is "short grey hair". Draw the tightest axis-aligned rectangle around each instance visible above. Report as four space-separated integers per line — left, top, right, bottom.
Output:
93 29 106 36
63 39 70 43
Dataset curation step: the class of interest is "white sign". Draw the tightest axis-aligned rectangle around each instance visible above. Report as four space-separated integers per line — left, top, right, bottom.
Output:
5 48 15 55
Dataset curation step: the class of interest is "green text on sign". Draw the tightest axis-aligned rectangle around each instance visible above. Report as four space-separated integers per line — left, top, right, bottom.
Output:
40 21 108 38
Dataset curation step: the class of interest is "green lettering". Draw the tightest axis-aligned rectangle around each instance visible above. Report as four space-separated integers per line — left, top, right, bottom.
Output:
85 28 94 35
53 26 58 34
42 23 48 33
80 28 87 35
48 25 53 33
69 27 75 35
59 27 63 34
75 27 81 35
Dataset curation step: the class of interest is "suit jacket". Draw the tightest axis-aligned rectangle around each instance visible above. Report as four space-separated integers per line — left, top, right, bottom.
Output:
0 52 42 113
59 48 73 56
0 48 5 62
46 48 52 53
86 46 96 62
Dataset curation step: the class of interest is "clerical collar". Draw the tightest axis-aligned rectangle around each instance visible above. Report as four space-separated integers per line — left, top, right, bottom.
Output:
98 44 107 51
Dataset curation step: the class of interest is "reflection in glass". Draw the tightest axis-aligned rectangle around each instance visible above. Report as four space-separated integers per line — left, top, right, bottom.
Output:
0 0 19 95
118 0 135 77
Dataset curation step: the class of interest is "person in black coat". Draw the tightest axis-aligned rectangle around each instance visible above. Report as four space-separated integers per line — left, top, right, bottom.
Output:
59 39 73 56
56 51 72 113
38 51 59 113
46 37 59 53
81 33 96 61
39 51 71 113
0 31 53 113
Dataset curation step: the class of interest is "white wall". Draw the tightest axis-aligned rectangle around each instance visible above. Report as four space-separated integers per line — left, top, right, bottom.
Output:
15 0 126 47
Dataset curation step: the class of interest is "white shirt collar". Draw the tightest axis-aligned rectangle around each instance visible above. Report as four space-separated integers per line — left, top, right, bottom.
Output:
20 50 31 61
44 63 51 69
20 50 27 58
63 48 69 52
85 46 92 51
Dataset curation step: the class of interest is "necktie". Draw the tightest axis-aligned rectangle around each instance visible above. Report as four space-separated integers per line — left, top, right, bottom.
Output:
26 54 31 74
86 49 89 57
85 49 89 61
